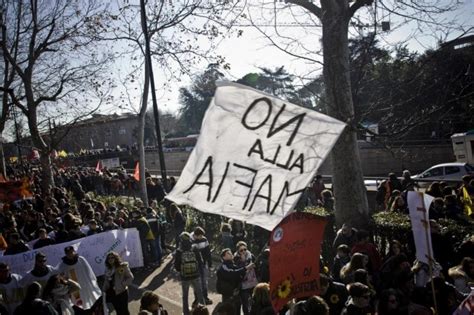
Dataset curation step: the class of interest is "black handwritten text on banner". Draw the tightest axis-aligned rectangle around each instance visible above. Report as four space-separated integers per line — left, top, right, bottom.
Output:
167 83 345 230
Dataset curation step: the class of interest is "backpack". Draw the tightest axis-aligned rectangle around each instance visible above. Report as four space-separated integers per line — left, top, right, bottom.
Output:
180 250 199 279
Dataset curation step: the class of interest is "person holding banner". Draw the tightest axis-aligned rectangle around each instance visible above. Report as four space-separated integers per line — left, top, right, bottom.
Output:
56 246 102 313
0 262 24 314
20 252 56 289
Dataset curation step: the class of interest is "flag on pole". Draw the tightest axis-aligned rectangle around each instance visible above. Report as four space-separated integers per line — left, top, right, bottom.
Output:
453 290 474 315
133 162 140 181
95 160 103 174
462 187 472 217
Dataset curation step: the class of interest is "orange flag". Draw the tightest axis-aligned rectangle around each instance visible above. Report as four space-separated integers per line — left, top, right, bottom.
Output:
133 162 140 181
95 160 103 174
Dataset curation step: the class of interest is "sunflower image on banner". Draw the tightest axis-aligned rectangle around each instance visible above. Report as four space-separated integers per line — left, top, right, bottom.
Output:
269 212 327 312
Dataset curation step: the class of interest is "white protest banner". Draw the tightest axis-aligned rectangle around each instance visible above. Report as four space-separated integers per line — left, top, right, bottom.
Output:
101 157 121 169
407 191 434 264
0 228 143 276
167 82 346 230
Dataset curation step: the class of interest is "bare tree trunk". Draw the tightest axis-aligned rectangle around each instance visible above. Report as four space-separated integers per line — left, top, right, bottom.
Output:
27 110 54 193
321 2 369 228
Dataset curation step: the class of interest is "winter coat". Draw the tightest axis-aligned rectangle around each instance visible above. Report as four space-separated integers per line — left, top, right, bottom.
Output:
216 260 246 297
102 262 134 295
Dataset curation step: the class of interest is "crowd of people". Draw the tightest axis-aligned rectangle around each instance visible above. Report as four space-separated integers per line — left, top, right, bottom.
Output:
0 162 473 315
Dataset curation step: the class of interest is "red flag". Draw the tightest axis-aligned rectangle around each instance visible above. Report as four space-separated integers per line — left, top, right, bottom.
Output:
95 160 103 174
270 212 327 312
133 162 140 181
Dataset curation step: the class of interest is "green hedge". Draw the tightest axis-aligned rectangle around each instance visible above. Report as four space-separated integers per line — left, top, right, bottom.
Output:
372 211 474 253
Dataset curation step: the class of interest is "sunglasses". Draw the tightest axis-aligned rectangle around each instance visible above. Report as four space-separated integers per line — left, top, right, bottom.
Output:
361 295 371 299
239 248 247 253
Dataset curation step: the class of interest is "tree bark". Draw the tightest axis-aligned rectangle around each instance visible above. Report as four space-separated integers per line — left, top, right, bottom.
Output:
27 108 54 193
321 2 369 228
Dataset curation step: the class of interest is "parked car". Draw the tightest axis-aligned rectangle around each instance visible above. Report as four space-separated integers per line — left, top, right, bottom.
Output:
412 162 474 187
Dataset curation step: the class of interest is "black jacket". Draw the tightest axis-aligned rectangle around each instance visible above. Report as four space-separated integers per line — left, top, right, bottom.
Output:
216 260 246 296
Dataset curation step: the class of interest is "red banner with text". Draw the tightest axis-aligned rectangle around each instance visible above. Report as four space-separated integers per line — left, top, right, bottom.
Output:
270 212 327 312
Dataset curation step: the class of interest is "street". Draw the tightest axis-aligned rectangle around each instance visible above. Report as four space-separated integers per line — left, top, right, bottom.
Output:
121 254 221 314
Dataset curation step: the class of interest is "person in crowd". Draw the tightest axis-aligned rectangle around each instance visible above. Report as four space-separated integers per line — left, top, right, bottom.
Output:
448 257 474 294
102 251 134 315
426 182 443 198
220 223 234 250
382 240 404 262
174 232 204 315
169 203 186 248
86 219 102 236
216 248 251 309
332 223 357 249
412 259 442 288
389 195 407 213
21 252 56 288
56 246 102 312
42 274 81 315
430 219 453 271
229 220 246 247
340 253 368 284
380 253 412 289
426 277 463 315
146 207 163 265
53 222 69 244
377 289 407 315
249 282 274 315
233 241 257 315
0 262 24 314
376 173 402 210
191 227 213 305
33 228 56 249
67 220 86 241
14 282 58 315
320 189 335 213
429 197 446 220
139 291 168 315
341 282 374 315
293 295 330 315
4 233 29 255
401 170 416 191
319 273 348 315
311 175 326 205
331 244 350 282
255 248 270 283
190 304 209 315
351 230 382 274
103 215 119 231
130 208 157 267
444 194 463 219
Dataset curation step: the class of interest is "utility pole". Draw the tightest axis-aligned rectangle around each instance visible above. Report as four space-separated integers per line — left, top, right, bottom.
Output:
139 0 168 190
